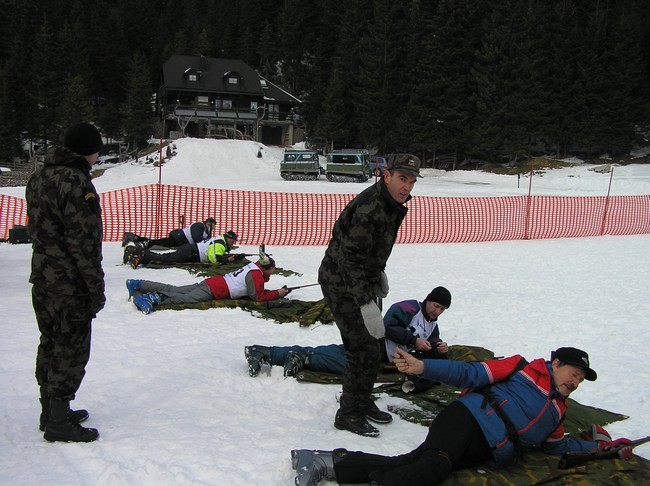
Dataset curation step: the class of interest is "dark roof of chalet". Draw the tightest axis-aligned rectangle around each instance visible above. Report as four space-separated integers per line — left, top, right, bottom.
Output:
259 75 302 105
161 55 263 96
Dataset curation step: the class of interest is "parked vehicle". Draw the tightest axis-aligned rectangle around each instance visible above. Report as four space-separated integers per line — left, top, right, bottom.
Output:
280 149 321 181
325 149 370 183
369 155 388 178
305 136 328 155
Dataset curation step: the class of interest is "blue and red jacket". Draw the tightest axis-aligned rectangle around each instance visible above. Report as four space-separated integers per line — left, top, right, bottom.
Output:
421 355 600 466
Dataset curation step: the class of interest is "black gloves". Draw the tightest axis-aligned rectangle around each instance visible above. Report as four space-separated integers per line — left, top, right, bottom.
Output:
89 292 106 317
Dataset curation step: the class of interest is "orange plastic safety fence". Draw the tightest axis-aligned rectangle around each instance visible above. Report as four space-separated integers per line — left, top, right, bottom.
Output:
2 187 649 244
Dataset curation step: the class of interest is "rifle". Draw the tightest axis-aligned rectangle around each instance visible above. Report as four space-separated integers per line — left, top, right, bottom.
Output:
284 283 320 293
557 435 650 469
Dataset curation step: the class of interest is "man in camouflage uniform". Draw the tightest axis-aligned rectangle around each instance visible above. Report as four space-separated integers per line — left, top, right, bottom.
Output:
318 153 421 437
26 122 106 443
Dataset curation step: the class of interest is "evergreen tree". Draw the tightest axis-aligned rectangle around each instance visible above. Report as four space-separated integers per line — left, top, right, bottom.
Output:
276 0 321 96
122 52 154 152
93 9 130 107
298 0 341 134
471 1 541 162
58 75 95 142
98 100 123 143
0 61 22 161
354 0 408 152
317 0 372 147
0 0 648 160
28 16 63 152
400 0 485 163
316 66 352 145
574 3 643 156
257 19 279 79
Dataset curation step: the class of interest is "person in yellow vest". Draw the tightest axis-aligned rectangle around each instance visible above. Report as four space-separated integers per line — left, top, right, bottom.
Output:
124 230 243 268
206 231 242 263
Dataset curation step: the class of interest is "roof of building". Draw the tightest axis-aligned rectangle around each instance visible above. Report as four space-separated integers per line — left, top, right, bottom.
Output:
161 55 264 96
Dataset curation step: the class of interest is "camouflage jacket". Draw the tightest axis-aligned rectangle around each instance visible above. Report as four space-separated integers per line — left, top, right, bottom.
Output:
319 179 409 306
26 148 105 299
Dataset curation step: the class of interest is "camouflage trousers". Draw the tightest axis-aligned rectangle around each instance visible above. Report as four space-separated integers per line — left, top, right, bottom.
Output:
32 286 92 401
320 285 381 411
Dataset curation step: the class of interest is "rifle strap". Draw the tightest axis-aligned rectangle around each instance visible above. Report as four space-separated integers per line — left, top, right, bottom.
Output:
476 357 529 461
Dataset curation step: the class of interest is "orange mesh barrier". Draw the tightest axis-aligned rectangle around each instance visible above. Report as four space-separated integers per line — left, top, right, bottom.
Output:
2 187 649 244
0 194 27 238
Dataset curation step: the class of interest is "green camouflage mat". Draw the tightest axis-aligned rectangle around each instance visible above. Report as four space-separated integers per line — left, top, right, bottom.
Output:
296 345 650 484
157 298 334 327
143 262 321 324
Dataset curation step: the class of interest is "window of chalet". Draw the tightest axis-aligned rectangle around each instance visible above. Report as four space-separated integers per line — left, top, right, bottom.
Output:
188 73 198 82
222 99 232 109
250 101 258 111
267 103 279 120
197 96 209 107
228 76 239 85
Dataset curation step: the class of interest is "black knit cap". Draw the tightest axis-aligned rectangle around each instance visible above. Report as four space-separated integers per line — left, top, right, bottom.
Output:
425 286 451 308
64 123 103 156
551 347 597 381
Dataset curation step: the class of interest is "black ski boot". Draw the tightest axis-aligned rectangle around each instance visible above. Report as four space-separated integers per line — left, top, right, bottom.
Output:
122 231 138 247
244 345 272 377
39 397 89 432
123 242 137 264
43 399 99 443
283 350 308 377
291 448 347 486
127 247 148 269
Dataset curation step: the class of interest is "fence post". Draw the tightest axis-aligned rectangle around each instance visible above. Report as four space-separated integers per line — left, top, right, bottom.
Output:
523 161 534 240
600 167 614 235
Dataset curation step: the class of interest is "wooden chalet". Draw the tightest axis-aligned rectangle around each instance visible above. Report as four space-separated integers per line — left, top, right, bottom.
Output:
157 55 302 145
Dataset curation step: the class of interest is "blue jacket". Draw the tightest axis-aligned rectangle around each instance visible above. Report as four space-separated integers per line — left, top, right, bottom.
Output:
383 300 441 349
421 355 599 467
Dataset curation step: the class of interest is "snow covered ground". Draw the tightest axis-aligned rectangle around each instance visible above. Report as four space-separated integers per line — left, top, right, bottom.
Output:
1 139 649 485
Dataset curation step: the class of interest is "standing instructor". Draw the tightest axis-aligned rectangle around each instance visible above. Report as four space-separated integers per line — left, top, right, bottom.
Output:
318 153 421 437
26 122 105 442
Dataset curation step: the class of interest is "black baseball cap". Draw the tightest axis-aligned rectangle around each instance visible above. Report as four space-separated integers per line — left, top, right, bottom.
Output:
551 347 597 381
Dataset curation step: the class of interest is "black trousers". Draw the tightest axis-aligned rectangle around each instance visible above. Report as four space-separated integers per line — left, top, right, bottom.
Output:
143 242 199 264
334 401 492 486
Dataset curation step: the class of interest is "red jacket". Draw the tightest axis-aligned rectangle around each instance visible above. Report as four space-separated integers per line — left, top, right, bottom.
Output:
205 262 282 302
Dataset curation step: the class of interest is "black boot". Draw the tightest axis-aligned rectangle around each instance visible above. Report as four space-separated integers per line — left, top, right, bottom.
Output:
244 345 272 377
334 393 379 437
360 399 393 424
283 350 308 377
39 397 89 432
291 449 347 486
43 399 99 443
